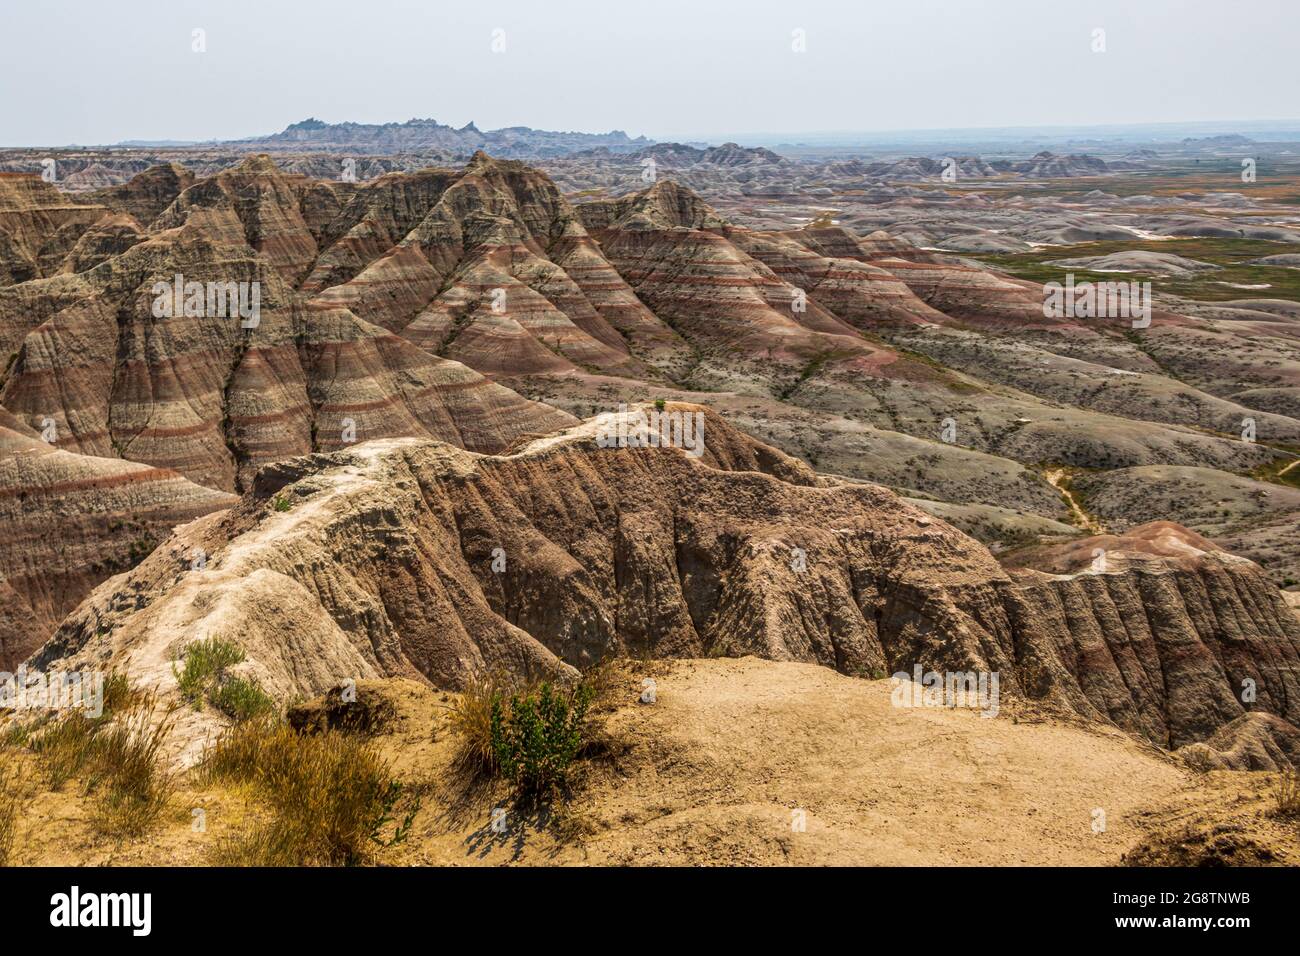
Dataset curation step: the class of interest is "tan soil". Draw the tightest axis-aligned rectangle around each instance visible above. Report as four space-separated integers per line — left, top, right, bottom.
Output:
12 657 1296 867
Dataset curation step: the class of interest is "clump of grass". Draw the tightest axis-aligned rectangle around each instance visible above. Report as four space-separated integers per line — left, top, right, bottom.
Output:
85 703 176 837
28 695 176 837
447 673 509 777
32 711 101 789
174 637 246 705
172 638 274 721
202 716 410 865
210 675 275 723
491 681 594 800
271 494 292 513
0 718 36 749
101 672 135 715
1275 770 1300 818
3 670 134 778
0 761 24 866
579 658 624 715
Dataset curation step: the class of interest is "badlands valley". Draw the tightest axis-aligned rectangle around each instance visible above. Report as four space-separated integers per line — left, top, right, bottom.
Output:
2 120 1300 866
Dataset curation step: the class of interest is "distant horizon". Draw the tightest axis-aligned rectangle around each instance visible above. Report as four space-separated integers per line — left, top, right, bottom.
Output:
16 115 1300 152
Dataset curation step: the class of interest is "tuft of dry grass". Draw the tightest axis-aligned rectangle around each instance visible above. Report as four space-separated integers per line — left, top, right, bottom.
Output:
0 760 24 866
101 671 136 715
1275 769 1300 818
446 672 510 777
33 711 100 790
202 716 407 866
84 702 177 838
26 690 177 837
579 658 627 715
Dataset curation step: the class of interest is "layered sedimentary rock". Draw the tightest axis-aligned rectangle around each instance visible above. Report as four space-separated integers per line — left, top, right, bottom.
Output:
88 162 195 228
574 181 942 375
6 155 1300 721
34 407 1300 755
6 157 1290 502
1002 523 1300 748
0 156 574 493
311 152 651 378
0 173 107 284
0 407 235 668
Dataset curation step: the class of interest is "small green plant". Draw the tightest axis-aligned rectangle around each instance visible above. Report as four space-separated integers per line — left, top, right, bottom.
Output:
654 398 666 412
370 785 422 849
126 536 158 565
490 681 594 799
272 494 292 513
174 637 246 705
210 675 276 722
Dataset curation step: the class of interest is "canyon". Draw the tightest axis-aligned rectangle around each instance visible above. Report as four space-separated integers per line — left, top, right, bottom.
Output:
2 136 1299 866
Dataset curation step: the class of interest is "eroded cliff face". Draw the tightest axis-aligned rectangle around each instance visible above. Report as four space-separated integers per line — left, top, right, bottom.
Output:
32 406 1300 755
6 157 1299 760
0 159 576 496
0 408 235 669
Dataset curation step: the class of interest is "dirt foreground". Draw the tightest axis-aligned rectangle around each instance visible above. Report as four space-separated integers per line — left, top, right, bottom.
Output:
7 657 1298 867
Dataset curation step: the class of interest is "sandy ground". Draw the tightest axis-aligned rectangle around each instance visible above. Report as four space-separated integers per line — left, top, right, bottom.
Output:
403 658 1189 865
6 657 1297 867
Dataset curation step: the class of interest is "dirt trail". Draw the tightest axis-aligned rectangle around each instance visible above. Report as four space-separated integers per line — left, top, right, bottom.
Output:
1044 466 1104 535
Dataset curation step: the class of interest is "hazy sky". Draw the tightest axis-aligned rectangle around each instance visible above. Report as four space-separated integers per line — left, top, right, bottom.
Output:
2 0 1297 146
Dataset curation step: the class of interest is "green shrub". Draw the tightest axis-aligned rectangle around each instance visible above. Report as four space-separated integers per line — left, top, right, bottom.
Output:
211 675 276 722
173 637 246 704
173 639 274 721
490 681 594 798
272 495 292 513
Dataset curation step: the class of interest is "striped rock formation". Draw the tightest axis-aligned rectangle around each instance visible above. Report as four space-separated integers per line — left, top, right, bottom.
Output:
32 408 1300 758
0 407 234 668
